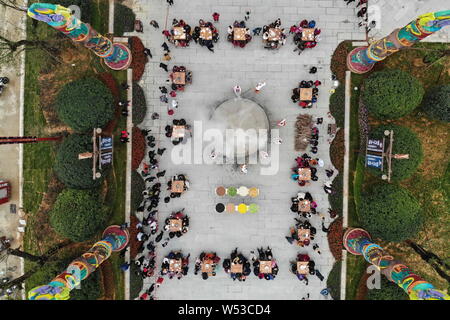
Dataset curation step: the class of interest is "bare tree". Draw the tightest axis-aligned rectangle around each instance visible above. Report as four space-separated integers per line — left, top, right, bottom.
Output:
0 35 62 65
0 0 27 12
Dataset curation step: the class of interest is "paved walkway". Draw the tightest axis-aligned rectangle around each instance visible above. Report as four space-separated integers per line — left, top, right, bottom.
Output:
0 3 27 298
127 0 365 300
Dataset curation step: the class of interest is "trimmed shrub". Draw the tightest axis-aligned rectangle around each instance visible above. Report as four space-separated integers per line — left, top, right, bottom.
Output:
132 82 147 125
330 129 344 172
362 70 424 120
367 124 423 181
130 263 143 299
359 183 422 242
50 189 109 242
56 77 114 132
54 134 108 189
129 36 148 82
327 261 341 300
422 84 450 122
132 127 145 170
328 217 343 261
367 277 408 300
131 171 145 213
329 174 343 214
114 3 136 36
330 85 345 128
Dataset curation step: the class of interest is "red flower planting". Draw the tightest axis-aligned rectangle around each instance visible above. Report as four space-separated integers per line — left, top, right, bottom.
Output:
327 217 343 261
129 36 148 82
132 126 145 170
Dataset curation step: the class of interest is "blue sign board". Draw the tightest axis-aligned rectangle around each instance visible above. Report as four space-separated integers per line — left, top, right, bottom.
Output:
366 154 383 169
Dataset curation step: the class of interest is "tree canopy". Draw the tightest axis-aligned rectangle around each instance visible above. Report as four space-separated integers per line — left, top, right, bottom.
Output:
422 84 450 122
55 77 114 132
50 189 109 242
367 277 408 300
362 69 424 120
359 183 422 242
54 134 107 189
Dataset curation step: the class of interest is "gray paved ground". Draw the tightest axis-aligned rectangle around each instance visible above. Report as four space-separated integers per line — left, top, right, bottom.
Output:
0 3 26 299
126 0 366 300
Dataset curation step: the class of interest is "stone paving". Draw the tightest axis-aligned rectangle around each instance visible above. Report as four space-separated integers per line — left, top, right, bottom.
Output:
126 0 366 300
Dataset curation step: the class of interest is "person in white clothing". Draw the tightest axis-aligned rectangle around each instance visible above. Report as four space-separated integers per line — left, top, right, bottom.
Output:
255 81 266 93
277 119 287 127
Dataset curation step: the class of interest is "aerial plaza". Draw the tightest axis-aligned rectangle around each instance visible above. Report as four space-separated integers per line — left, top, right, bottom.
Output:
0 0 448 312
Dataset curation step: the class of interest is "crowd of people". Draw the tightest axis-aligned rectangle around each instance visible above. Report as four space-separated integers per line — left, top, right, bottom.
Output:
286 219 317 247
165 118 192 145
291 19 321 55
291 153 322 186
166 19 192 47
290 190 317 218
251 247 279 280
227 20 252 48
169 65 192 92
290 253 324 285
194 252 221 280
192 20 219 52
166 174 190 201
161 251 190 279
262 18 287 49
223 248 251 281
291 80 321 108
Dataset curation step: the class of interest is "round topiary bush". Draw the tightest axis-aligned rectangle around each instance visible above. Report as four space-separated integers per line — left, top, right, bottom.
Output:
132 83 148 125
368 124 423 181
114 3 136 36
362 70 424 120
367 277 408 300
55 134 107 189
50 189 109 242
56 77 114 132
422 84 450 122
359 183 422 242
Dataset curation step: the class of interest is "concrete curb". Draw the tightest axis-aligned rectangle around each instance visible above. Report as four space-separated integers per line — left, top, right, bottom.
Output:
124 68 133 300
340 70 352 300
108 0 114 34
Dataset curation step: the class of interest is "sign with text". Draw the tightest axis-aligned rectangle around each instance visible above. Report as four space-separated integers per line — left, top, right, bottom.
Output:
366 154 383 169
367 139 384 153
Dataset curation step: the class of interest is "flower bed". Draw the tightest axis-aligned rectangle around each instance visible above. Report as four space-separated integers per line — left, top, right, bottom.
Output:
132 127 145 171
330 41 351 82
327 217 343 261
132 82 147 125
129 214 142 259
129 36 148 82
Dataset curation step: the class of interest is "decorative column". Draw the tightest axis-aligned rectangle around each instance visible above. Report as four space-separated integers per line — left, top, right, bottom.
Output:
27 3 132 70
28 225 129 300
343 228 449 300
347 10 450 74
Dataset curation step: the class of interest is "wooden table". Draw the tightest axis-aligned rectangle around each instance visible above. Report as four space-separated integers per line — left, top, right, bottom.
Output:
299 200 311 212
298 168 311 181
172 72 186 85
169 259 182 272
298 229 311 242
233 27 246 41
259 261 272 274
172 125 186 139
171 180 185 193
173 27 186 40
201 259 214 274
297 261 309 274
169 219 182 232
268 28 281 41
302 28 315 41
230 263 243 273
200 27 213 40
300 88 313 101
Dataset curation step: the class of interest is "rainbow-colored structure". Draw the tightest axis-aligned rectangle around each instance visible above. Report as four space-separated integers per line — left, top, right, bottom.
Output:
347 10 450 74
27 3 132 70
344 228 449 300
28 225 129 300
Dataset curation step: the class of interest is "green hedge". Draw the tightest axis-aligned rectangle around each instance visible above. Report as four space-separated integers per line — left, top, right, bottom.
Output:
422 84 450 122
50 189 109 242
329 174 343 214
132 82 147 125
56 77 114 132
359 183 422 242
367 277 408 300
114 3 136 36
329 85 345 128
327 261 341 300
131 171 145 213
55 134 107 189
362 70 424 120
130 263 143 299
367 124 423 181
